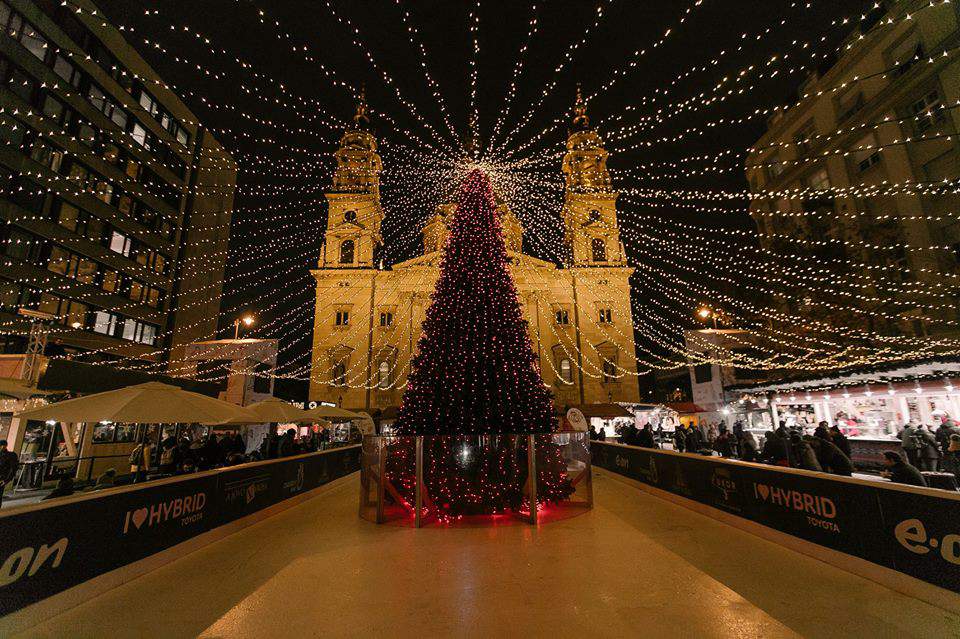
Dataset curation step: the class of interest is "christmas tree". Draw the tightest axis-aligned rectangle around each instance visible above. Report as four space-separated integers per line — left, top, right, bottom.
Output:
388 169 572 519
395 168 555 434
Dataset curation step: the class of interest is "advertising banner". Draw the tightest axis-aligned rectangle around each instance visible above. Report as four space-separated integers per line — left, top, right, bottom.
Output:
0 446 360 616
592 442 959 594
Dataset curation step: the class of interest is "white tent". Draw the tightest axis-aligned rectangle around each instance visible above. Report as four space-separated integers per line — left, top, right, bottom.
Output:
15 381 258 425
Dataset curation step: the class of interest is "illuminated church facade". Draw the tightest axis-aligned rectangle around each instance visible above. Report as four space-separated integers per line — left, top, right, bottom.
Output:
308 94 640 412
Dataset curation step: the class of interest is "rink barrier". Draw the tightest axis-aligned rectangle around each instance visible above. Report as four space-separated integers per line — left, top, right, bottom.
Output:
0 445 361 618
592 441 960 608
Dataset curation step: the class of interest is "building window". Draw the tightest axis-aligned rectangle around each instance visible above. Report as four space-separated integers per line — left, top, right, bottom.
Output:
335 310 350 326
339 240 354 264
909 90 945 134
602 359 617 384
591 238 606 262
806 168 830 191
332 362 347 387
588 209 601 223
109 231 132 257
559 358 573 384
344 209 357 222
379 311 393 327
378 360 390 389
598 308 612 324
853 134 881 173
693 362 713 384
555 309 569 325
92 311 120 337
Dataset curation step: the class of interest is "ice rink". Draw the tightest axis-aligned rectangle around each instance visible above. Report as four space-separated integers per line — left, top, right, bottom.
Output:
15 471 960 638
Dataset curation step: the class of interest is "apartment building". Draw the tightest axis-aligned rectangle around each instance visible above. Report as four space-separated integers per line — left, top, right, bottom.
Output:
745 0 959 338
0 0 235 367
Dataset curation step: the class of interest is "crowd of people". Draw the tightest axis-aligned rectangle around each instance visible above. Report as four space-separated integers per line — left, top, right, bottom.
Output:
593 417 960 490
11 427 341 505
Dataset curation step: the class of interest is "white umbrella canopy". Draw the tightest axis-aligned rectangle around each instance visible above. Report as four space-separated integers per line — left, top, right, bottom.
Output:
243 397 312 423
302 404 362 422
14 381 258 425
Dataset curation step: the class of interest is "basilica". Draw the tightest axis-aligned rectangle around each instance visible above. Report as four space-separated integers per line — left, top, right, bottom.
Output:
308 94 640 412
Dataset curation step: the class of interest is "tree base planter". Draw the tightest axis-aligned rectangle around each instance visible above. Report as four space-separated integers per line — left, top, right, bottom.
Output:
359 433 593 526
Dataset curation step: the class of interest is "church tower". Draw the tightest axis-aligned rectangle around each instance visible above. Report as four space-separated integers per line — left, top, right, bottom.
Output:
561 87 625 267
321 91 383 269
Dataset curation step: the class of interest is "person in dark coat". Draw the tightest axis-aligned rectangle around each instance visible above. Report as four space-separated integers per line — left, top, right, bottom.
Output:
917 425 940 472
0 439 19 508
936 419 960 460
637 425 657 449
807 436 853 476
942 434 960 482
829 425 852 460
760 430 791 466
737 430 759 462
673 427 685 452
881 451 927 487
714 429 735 457
685 425 703 454
790 434 822 471
278 429 295 457
814 421 830 442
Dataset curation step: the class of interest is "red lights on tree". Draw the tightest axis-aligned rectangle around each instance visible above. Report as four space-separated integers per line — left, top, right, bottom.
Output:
395 169 555 435
388 169 572 519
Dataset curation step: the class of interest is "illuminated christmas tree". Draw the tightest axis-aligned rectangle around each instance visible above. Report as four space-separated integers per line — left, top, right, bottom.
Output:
390 169 572 519
395 168 555 434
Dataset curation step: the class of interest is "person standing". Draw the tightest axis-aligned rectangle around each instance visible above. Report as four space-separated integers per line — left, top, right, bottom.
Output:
829 425 852 460
936 419 960 463
129 440 152 483
0 440 19 508
790 434 822 472
942 434 960 483
898 423 922 468
917 424 940 472
737 430 759 462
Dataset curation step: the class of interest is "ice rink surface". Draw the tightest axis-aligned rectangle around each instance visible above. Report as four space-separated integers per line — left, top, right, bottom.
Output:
15 471 960 638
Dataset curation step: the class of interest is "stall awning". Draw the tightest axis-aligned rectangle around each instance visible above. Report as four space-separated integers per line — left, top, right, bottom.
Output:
663 402 709 415
574 403 633 419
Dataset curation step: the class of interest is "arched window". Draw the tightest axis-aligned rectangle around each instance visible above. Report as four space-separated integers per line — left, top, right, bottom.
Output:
332 362 347 386
343 209 357 222
591 238 606 262
339 240 355 264
602 359 617 384
559 358 573 384
589 209 601 223
378 360 390 389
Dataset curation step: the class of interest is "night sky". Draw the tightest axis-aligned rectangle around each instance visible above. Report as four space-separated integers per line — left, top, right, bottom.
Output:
96 0 868 400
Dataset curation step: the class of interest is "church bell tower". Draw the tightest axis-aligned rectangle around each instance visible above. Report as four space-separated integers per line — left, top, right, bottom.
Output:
561 86 625 267
321 91 383 269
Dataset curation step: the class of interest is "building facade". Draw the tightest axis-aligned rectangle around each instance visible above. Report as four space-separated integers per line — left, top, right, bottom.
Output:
745 0 960 338
0 0 235 367
309 95 640 412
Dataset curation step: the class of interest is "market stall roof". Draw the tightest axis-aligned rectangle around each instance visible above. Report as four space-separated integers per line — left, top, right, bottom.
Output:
238 397 312 423
0 377 58 400
663 402 709 415
574 403 633 419
728 357 960 395
302 404 362 422
15 382 258 425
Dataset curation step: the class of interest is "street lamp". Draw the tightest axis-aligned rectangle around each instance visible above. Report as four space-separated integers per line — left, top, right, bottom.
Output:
233 314 255 339
696 306 718 330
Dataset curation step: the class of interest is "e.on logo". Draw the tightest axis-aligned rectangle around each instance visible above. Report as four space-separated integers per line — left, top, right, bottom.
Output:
0 538 68 587
895 518 960 565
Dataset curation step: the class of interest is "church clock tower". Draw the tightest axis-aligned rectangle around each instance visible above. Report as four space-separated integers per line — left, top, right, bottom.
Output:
322 92 383 268
561 87 625 267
